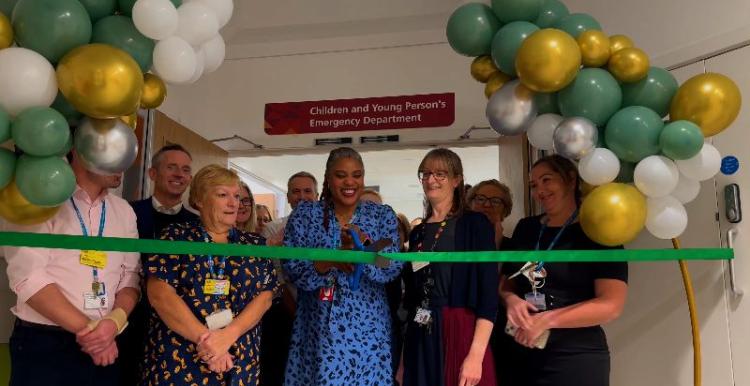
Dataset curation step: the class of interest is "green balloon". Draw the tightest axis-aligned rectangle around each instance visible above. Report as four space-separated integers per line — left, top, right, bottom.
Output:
615 161 635 183
660 120 704 160
535 92 559 114
0 106 10 143
117 0 180 15
605 106 664 163
11 107 71 157
491 0 543 23
12 0 92 63
15 155 76 206
0 0 17 16
79 0 116 22
92 15 154 72
621 67 679 118
553 13 601 38
446 3 502 56
51 92 83 127
535 0 569 28
490 21 539 76
57 132 73 157
0 148 15 189
558 68 622 126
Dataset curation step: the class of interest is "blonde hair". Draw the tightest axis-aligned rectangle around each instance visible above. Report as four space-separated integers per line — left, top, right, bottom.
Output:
466 179 513 218
360 188 383 204
188 165 240 209
237 181 258 233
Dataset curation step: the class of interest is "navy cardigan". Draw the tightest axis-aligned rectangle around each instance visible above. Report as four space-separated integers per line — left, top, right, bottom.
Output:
404 210 499 322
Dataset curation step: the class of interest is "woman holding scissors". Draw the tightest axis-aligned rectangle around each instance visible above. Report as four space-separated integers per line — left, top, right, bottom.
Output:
496 155 628 386
283 147 403 385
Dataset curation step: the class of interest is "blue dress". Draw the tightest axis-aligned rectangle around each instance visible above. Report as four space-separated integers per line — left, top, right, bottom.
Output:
283 200 403 386
141 221 279 386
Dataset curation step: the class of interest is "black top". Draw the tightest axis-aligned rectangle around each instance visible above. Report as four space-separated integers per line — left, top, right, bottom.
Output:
404 211 498 322
422 218 456 300
500 215 627 351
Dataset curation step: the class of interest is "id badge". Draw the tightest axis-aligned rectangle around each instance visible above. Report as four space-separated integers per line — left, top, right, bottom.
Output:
91 281 106 296
80 250 107 269
83 292 108 310
206 309 233 330
319 285 335 302
525 292 547 311
413 307 432 326
411 262 430 272
203 279 230 296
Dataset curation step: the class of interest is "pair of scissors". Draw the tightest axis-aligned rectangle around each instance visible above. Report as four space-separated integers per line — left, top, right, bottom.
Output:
348 228 392 291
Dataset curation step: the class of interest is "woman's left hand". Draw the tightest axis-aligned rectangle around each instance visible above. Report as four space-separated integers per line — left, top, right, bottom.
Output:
458 351 483 386
197 328 237 361
514 312 552 348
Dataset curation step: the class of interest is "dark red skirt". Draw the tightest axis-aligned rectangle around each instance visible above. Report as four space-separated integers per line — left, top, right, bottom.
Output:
442 307 497 386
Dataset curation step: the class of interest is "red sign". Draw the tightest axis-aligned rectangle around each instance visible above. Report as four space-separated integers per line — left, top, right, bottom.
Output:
264 93 455 135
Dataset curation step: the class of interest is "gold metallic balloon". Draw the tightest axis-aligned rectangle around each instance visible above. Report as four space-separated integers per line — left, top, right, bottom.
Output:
670 72 742 137
471 56 499 83
56 44 144 119
607 47 649 83
577 30 610 67
515 28 582 93
0 181 61 225
580 183 647 247
0 12 12 50
484 71 512 99
140 73 167 109
119 113 137 129
609 34 634 54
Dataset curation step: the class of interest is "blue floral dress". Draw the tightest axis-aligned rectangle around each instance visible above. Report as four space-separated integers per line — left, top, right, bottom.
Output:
283 200 403 386
142 221 279 386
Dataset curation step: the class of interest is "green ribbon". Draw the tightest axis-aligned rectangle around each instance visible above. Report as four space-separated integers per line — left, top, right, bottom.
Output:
0 232 733 262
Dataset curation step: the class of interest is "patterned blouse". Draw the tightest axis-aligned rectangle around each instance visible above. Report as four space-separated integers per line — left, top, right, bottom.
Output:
142 221 279 386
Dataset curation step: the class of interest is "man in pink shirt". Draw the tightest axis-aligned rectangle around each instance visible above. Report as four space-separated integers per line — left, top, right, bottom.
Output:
3 151 140 386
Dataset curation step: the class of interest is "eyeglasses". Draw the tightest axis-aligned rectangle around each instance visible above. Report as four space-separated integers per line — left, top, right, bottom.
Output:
239 198 253 207
258 217 272 223
472 194 505 208
418 170 449 182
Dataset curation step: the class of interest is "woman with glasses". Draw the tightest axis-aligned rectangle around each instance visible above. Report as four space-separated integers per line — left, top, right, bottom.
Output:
255 204 273 235
237 182 258 233
283 147 403 385
496 155 627 386
467 180 513 250
401 148 498 386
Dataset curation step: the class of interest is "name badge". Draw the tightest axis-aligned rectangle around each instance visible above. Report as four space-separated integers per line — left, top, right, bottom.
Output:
206 309 233 330
319 286 335 302
203 279 230 296
411 262 430 272
80 250 107 269
525 292 547 311
83 292 108 310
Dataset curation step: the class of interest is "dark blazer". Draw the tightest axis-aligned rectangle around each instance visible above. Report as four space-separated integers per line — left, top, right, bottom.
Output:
130 197 198 240
405 210 499 322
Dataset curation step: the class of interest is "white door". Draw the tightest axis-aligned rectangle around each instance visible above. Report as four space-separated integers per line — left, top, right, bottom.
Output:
708 45 750 386
606 61 735 386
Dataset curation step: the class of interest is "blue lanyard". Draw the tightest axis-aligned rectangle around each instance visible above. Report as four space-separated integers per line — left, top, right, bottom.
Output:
534 208 579 271
70 198 106 278
201 227 233 280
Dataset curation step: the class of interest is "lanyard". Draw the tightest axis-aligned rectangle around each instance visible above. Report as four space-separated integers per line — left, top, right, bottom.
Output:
70 198 106 279
416 216 450 253
534 208 579 271
201 227 233 280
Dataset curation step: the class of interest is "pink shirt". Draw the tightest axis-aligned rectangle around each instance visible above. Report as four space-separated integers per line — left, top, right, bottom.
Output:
3 186 141 325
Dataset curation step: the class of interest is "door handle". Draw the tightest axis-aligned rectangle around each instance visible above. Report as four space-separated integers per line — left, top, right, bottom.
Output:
727 227 743 297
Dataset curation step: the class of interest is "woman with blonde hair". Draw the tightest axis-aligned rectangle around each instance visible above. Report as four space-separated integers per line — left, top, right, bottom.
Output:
237 181 258 233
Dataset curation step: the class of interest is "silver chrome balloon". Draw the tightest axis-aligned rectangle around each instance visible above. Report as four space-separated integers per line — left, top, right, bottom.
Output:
552 117 598 160
485 79 538 136
74 117 139 175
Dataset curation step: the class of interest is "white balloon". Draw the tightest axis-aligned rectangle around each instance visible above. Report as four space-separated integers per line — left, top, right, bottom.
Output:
634 155 679 197
186 49 205 84
527 113 562 150
201 34 226 73
672 173 701 204
176 2 219 46
153 37 197 84
676 143 721 181
0 48 57 116
192 0 233 27
646 196 688 239
578 148 620 186
133 0 179 40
